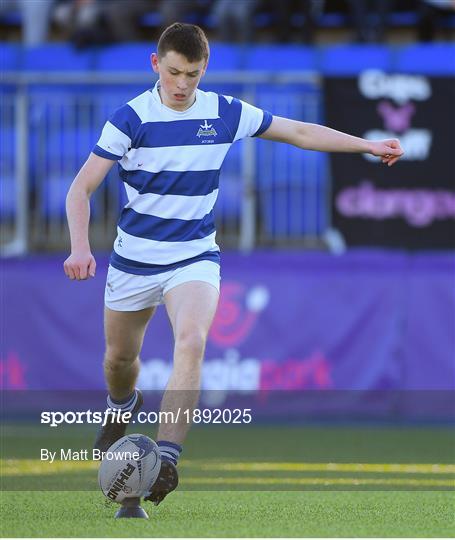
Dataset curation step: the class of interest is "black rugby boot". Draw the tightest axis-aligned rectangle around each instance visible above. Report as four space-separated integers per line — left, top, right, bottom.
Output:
144 460 179 506
93 389 143 457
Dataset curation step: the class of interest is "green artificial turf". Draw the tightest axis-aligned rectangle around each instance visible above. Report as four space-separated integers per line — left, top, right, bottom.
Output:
1 425 453 537
3 424 455 462
1 490 454 537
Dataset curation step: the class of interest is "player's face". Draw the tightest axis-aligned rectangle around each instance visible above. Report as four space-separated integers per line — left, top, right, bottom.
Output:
151 51 207 111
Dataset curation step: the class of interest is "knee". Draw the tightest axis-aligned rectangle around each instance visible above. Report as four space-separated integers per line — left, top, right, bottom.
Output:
174 329 207 361
104 348 138 369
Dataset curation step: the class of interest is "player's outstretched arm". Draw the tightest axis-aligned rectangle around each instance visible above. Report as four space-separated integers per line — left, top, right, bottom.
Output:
64 153 115 281
259 116 404 166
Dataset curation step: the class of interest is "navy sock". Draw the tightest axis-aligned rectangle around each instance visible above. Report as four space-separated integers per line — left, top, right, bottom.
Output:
107 389 138 413
157 440 182 466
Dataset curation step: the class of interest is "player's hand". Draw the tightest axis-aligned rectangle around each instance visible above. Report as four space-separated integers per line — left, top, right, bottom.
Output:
63 251 96 280
368 139 404 167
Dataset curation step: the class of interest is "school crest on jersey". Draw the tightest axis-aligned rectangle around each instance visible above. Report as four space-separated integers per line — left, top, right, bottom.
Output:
197 120 217 138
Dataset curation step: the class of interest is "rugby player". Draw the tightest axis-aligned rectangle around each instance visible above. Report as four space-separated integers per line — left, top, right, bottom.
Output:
64 22 403 505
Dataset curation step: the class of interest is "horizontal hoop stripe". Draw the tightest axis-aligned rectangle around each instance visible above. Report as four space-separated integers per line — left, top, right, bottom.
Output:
119 167 221 196
254 110 274 136
119 143 232 173
109 103 142 140
158 441 183 452
93 144 122 161
95 120 132 159
124 184 219 221
114 227 218 265
107 391 137 411
110 250 220 275
218 95 242 140
133 119 233 148
118 208 215 242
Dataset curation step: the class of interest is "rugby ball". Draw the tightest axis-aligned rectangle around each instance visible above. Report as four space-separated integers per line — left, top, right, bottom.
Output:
98 434 161 503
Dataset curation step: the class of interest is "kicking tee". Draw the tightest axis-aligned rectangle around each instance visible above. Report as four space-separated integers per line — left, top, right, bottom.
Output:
93 82 272 275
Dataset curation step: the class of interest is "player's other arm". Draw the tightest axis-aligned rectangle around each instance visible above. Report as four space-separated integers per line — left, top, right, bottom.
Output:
64 153 115 281
259 116 404 166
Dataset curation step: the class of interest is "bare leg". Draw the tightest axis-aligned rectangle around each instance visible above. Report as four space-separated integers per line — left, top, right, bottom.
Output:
104 306 156 400
158 281 219 444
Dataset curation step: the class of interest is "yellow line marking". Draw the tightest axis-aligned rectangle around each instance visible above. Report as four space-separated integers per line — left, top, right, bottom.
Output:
180 462 455 474
181 477 455 487
1 459 99 475
1 459 454 477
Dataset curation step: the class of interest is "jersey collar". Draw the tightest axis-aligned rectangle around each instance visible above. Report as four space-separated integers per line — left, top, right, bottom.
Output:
151 81 199 115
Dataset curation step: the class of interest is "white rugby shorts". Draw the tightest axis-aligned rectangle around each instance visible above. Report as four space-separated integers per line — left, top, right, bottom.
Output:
104 260 220 311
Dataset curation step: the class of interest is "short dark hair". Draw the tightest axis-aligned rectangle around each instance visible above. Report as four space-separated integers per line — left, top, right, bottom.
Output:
157 23 209 63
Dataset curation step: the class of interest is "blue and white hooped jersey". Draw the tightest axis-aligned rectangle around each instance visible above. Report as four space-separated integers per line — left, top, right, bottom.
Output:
93 82 272 275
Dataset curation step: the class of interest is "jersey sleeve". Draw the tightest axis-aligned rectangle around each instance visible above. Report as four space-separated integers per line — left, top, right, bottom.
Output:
219 95 272 143
92 104 141 161
234 99 273 142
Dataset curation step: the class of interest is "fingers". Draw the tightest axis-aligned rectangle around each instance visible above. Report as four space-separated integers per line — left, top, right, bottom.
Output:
380 140 404 166
383 142 403 156
70 264 82 280
72 265 86 280
387 155 401 166
63 261 76 280
370 140 404 164
88 257 96 278
79 264 88 280
63 256 96 281
381 154 400 167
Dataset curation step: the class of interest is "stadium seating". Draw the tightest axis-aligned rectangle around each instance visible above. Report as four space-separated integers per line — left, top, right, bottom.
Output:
22 43 95 71
2 42 455 74
95 42 244 71
137 8 455 33
320 44 390 76
244 45 316 71
0 42 22 71
394 43 455 74
95 43 154 71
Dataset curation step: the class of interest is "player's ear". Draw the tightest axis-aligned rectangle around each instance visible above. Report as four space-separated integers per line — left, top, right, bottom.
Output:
151 53 159 74
201 59 208 77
